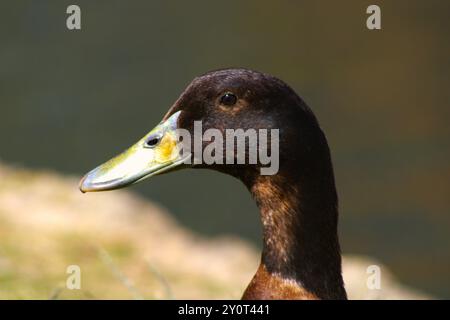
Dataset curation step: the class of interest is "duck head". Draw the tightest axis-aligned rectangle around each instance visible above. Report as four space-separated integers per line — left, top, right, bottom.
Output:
79 68 346 300
79 68 321 192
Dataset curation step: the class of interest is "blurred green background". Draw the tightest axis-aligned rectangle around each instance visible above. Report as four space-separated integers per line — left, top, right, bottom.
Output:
1 0 449 297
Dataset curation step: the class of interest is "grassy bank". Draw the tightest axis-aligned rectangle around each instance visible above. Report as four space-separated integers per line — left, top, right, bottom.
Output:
0 163 428 299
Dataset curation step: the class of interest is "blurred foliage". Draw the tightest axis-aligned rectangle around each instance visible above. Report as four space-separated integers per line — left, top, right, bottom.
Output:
0 1 449 297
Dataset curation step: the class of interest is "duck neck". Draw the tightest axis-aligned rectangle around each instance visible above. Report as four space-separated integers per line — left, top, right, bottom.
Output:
243 172 346 300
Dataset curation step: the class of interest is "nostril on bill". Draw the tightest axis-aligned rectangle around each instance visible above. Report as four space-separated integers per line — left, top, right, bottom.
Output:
145 134 163 148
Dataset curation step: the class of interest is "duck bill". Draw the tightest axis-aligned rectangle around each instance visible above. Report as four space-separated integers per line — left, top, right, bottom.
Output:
79 111 187 193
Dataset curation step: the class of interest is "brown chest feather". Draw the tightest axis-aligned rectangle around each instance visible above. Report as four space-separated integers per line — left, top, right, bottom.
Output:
242 264 320 300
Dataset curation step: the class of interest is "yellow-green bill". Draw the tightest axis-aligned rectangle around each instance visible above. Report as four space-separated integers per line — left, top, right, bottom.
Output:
79 111 186 192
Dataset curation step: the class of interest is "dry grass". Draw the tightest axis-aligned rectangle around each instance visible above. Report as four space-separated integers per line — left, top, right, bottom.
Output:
0 163 429 299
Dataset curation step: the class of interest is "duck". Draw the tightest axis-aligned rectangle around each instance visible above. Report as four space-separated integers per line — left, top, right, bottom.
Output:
79 68 347 300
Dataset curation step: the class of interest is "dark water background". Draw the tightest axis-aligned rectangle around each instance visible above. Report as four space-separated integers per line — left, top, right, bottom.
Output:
1 1 449 297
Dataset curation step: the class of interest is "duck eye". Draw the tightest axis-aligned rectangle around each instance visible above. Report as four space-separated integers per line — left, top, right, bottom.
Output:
220 92 237 106
145 134 162 148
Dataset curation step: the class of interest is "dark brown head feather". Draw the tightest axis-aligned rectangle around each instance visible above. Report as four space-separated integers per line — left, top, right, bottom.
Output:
165 68 346 299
